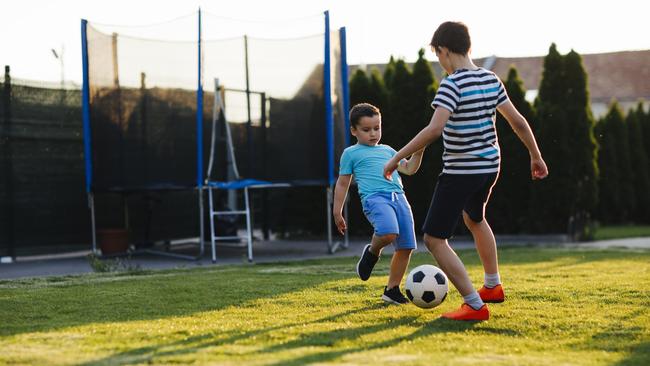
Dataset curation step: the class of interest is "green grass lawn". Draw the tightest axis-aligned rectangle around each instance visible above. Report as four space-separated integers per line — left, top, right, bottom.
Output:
1 247 649 365
593 225 650 241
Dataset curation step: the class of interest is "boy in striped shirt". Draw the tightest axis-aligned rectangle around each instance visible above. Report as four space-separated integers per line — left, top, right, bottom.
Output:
384 21 548 320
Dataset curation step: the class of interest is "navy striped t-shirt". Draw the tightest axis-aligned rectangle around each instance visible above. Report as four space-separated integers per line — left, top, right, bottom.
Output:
431 68 509 174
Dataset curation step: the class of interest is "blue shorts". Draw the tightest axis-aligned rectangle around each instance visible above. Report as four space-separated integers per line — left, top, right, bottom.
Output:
362 192 417 250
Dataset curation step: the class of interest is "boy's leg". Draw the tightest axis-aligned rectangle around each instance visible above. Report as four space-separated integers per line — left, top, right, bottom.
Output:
462 173 504 303
424 234 488 320
387 249 412 289
357 234 395 281
387 194 417 289
463 214 503 302
358 194 400 281
423 234 475 296
369 233 397 256
463 212 498 275
381 249 413 305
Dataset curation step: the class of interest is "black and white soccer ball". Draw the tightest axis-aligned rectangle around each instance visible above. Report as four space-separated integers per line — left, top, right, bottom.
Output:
405 265 449 308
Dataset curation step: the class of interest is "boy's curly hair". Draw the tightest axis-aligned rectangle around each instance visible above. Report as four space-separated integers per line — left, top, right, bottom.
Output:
349 103 380 127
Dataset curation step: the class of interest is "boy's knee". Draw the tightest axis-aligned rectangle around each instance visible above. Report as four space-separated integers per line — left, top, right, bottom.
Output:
462 211 476 227
377 233 398 243
463 211 483 228
423 234 445 252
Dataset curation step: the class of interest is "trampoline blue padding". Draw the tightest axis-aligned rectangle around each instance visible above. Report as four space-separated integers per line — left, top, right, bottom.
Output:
206 179 290 190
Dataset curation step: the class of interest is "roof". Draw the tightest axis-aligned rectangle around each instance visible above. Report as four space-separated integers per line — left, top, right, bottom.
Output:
352 49 650 105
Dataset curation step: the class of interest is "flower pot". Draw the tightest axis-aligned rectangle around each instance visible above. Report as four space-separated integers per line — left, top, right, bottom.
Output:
98 228 129 255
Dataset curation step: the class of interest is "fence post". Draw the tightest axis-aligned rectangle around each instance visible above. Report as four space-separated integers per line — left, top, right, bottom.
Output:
2 65 15 261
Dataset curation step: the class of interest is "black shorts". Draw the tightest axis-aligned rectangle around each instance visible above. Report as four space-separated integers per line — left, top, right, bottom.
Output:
422 172 498 239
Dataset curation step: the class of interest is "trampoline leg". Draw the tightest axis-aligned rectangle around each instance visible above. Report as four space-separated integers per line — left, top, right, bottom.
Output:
208 187 217 263
326 186 334 254
89 192 98 254
198 188 205 258
245 187 253 262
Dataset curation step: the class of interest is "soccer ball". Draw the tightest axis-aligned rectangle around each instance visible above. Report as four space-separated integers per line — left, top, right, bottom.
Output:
405 265 449 308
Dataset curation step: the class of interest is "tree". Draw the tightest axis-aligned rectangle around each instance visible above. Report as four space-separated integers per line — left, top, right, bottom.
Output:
488 66 535 233
562 50 599 239
349 69 371 107
596 102 626 223
530 44 572 233
368 68 389 112
383 56 396 91
405 49 440 230
626 102 650 222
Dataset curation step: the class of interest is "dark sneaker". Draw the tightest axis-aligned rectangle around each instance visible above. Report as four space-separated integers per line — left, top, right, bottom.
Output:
356 244 379 281
382 286 409 305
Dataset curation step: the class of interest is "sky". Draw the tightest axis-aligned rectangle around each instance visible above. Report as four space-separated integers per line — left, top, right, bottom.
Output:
2 0 650 85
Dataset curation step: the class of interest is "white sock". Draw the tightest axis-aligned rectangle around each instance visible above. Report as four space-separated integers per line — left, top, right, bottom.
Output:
484 272 501 288
463 291 485 310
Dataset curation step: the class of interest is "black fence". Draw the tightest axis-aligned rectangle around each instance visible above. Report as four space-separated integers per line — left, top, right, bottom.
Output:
1 66 89 256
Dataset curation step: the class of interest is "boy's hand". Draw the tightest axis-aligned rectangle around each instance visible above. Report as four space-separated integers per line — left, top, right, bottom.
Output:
383 158 399 180
334 213 347 235
531 157 548 180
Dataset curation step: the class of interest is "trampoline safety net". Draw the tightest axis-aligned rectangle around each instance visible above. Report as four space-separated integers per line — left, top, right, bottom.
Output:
85 12 346 190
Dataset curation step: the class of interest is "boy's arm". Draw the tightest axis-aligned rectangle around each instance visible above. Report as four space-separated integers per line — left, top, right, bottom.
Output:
383 107 450 179
497 100 549 180
396 148 425 176
332 174 352 235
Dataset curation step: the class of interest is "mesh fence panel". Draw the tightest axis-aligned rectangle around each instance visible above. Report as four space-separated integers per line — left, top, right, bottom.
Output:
203 31 344 184
86 24 202 190
1 79 89 253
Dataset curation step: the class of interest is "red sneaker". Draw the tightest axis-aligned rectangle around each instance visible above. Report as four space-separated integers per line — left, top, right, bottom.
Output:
441 303 489 321
478 284 505 303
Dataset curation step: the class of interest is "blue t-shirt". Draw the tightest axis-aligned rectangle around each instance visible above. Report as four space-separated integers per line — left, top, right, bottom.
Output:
339 144 404 202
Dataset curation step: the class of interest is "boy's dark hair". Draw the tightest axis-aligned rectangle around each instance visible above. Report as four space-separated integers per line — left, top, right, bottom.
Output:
349 103 380 127
430 21 471 55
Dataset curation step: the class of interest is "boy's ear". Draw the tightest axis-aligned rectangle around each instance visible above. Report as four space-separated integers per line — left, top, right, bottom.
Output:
350 126 357 136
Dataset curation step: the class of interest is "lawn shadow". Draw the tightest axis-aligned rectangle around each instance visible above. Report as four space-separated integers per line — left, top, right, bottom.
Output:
262 317 520 366
581 308 650 366
75 303 515 366
0 258 360 337
74 303 387 365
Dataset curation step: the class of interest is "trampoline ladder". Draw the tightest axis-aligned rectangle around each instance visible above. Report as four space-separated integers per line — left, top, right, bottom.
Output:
207 186 254 263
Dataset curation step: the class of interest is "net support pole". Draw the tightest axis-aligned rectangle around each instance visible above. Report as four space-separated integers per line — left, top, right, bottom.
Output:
324 11 335 252
339 27 350 249
81 19 97 253
197 8 205 256
2 66 15 261
244 35 254 178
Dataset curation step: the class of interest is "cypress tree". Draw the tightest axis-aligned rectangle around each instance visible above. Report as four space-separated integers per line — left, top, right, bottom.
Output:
489 66 535 233
383 58 414 149
640 103 650 190
530 44 572 233
596 103 625 223
349 69 372 106
368 68 389 111
562 50 599 239
383 56 396 91
406 49 440 230
626 102 650 222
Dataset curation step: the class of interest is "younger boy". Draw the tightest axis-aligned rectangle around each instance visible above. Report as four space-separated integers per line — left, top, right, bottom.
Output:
333 103 424 305
384 22 548 320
